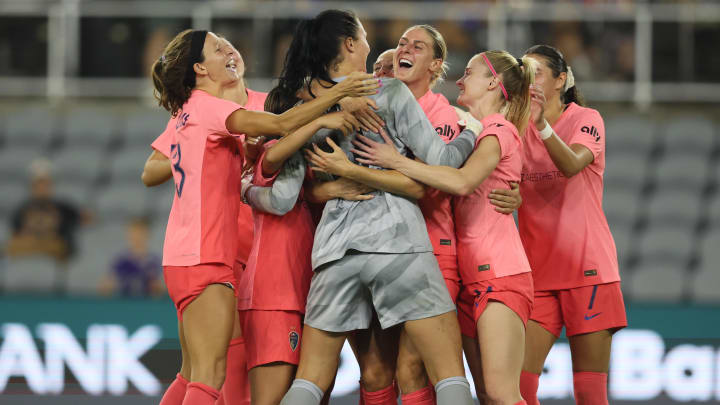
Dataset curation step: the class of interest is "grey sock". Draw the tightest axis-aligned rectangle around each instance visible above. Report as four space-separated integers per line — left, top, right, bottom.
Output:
279 379 324 405
435 376 474 405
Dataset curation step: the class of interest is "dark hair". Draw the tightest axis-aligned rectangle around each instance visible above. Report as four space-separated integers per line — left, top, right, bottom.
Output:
151 29 206 116
524 44 584 106
265 10 360 114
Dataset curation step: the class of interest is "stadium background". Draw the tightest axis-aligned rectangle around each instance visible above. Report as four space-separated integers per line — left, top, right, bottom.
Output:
1 0 719 404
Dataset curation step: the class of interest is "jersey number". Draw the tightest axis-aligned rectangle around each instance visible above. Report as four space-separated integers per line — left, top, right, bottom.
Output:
170 143 186 197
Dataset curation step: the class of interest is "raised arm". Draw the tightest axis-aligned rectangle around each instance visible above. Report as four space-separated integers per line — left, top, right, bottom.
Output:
227 72 379 138
538 128 594 178
242 152 306 216
531 85 597 178
141 150 172 187
536 121 595 178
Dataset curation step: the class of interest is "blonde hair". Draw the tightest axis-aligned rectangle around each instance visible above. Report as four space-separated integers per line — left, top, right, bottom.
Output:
481 50 536 135
405 25 448 88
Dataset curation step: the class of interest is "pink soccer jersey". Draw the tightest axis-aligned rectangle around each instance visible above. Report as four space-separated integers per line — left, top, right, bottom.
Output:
237 142 314 312
153 89 267 267
245 88 267 112
235 89 268 266
161 89 245 267
519 102 619 291
453 113 532 283
151 119 174 156
416 90 461 256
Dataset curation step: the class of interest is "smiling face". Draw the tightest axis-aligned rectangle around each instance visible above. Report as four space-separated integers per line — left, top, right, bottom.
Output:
394 27 439 86
218 37 246 78
197 32 241 85
455 54 492 108
373 49 395 78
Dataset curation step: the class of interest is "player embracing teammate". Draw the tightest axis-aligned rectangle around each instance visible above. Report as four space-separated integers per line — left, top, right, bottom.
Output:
144 14 625 405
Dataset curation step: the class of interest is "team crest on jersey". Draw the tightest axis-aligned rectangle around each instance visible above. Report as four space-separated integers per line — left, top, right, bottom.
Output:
289 331 299 352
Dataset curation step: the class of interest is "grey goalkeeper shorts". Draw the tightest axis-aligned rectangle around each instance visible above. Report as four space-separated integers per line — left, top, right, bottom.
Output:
304 251 456 332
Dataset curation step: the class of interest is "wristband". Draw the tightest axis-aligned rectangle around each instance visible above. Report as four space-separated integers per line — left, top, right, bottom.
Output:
539 119 554 140
463 116 484 138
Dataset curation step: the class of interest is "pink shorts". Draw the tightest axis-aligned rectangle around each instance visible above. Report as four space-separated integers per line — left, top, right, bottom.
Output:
530 282 628 337
163 263 236 320
457 272 534 339
238 309 303 369
436 254 461 304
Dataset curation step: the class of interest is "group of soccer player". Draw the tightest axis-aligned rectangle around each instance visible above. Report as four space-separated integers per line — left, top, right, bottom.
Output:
141 8 627 405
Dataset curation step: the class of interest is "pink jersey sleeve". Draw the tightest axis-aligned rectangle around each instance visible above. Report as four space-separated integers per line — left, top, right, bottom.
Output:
200 96 245 138
477 122 519 160
252 140 281 187
245 89 268 112
151 121 174 157
566 109 605 165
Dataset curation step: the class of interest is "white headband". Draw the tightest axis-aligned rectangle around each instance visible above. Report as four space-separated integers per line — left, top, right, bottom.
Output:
564 66 575 92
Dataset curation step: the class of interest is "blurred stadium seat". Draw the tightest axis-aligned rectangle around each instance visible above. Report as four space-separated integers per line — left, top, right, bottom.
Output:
51 145 106 183
604 151 648 190
662 117 716 155
605 115 657 156
95 181 150 220
0 146 46 180
110 145 151 182
651 153 709 194
692 226 720 302
124 108 170 146
67 222 127 295
63 105 119 147
1 256 60 292
0 182 27 218
4 104 57 149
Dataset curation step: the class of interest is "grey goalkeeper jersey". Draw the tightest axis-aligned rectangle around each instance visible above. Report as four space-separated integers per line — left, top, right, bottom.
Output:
245 78 476 270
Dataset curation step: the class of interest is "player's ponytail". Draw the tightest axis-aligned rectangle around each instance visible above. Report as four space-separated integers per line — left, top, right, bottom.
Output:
151 29 204 116
524 44 585 106
481 50 536 135
265 20 314 114
266 9 360 114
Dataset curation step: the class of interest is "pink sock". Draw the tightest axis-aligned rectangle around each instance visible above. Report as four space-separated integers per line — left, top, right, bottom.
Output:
573 372 608 405
400 384 434 405
183 382 220 405
219 338 250 405
520 371 540 405
160 373 189 405
361 383 398 405
514 401 528 405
